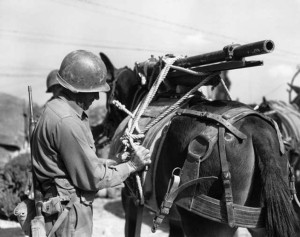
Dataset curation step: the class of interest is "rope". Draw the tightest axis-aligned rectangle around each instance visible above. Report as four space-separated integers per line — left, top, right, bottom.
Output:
112 100 134 118
117 105 144 150
112 59 220 144
220 78 232 100
128 56 181 135
142 72 219 133
111 57 220 207
293 194 300 208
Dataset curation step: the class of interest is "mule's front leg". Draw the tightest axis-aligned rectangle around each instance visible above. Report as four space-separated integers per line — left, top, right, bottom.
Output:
169 218 185 237
122 188 144 237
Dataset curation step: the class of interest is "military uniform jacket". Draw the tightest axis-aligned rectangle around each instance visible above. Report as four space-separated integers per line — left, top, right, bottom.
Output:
31 95 130 196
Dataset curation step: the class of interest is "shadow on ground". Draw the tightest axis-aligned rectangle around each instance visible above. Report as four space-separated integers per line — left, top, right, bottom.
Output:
103 199 169 233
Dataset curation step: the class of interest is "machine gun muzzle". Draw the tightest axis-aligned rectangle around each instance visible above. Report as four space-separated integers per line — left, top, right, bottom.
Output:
174 40 275 68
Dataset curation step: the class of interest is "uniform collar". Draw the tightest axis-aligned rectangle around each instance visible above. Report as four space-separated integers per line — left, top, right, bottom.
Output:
58 95 88 120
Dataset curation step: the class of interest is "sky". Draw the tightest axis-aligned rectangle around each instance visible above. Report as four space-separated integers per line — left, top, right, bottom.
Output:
0 0 300 106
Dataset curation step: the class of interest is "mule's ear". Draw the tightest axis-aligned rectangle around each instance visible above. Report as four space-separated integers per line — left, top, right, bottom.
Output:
288 83 300 94
99 52 115 81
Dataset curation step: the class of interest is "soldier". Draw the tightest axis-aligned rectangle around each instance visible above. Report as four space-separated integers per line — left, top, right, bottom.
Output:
31 50 151 237
45 69 63 101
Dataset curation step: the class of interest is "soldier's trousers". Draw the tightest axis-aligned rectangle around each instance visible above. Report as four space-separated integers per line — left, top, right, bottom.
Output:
45 202 93 237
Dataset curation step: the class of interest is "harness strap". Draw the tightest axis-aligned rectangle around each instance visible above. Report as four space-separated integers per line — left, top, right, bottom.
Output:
152 172 181 233
152 106 284 231
177 109 247 140
152 174 217 232
218 127 235 227
178 108 285 154
177 195 265 228
226 109 285 154
47 193 77 237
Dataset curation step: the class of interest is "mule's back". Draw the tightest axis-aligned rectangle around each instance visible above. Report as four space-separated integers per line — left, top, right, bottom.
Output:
263 100 300 143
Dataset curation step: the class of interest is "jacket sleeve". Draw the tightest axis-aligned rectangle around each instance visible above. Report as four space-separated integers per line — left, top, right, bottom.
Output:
55 116 131 191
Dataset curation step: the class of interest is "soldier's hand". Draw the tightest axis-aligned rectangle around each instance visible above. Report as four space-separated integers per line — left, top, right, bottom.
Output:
127 144 151 172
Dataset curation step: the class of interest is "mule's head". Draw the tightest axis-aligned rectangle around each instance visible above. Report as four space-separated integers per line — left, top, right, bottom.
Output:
255 96 273 113
97 53 145 137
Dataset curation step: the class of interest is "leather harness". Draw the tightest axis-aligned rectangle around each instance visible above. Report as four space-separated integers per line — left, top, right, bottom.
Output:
152 106 285 231
112 98 285 232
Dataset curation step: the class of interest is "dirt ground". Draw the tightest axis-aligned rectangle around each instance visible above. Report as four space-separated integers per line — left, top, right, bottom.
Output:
0 196 253 237
0 197 169 237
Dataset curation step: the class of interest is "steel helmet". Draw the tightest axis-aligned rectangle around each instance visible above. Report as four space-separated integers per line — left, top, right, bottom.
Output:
46 69 60 93
57 50 110 93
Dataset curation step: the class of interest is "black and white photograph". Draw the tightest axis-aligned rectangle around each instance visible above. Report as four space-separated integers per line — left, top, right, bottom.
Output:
0 1 300 237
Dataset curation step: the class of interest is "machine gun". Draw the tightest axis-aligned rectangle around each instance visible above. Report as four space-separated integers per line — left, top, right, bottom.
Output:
166 39 275 87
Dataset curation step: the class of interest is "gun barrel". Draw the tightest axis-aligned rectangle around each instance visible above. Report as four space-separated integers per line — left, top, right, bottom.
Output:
27 86 44 217
174 40 275 68
233 40 274 58
28 86 35 140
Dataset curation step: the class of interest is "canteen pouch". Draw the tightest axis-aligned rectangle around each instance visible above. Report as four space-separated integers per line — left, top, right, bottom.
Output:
31 215 46 237
14 198 36 236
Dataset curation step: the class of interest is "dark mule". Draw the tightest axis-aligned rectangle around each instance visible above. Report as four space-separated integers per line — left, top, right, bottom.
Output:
91 53 144 159
100 54 298 237
157 100 297 237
